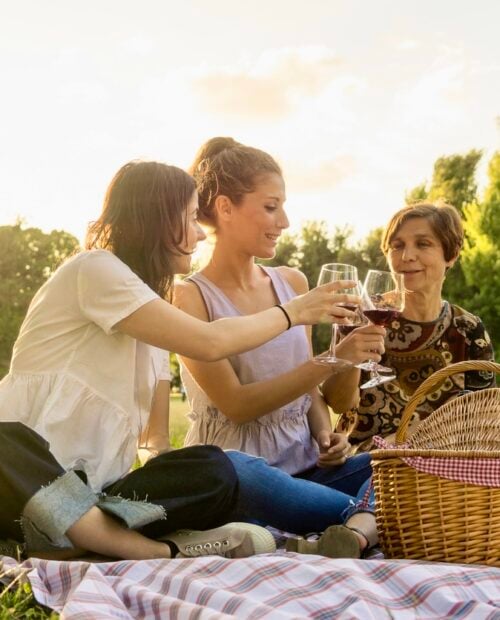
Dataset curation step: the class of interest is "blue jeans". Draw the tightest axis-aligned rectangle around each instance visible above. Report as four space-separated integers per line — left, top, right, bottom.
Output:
294 452 372 494
226 450 374 535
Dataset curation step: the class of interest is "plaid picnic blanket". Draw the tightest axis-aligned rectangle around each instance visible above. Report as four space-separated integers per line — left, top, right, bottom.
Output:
2 552 500 619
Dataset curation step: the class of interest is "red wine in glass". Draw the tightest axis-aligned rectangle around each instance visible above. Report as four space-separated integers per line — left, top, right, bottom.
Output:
363 308 400 327
312 264 359 368
357 270 405 389
338 324 358 337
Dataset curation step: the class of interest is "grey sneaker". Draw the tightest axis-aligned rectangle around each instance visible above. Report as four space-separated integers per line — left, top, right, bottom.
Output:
164 522 276 558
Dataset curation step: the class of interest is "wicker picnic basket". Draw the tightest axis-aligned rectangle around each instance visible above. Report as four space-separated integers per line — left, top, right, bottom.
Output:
371 360 500 566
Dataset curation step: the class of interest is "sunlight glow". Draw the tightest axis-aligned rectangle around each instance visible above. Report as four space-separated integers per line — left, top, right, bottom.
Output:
1 0 499 244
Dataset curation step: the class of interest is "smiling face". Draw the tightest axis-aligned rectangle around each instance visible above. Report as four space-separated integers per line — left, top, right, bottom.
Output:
170 190 206 275
386 216 456 297
219 173 288 259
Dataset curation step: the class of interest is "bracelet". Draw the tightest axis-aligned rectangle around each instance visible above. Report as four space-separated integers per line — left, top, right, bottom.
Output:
275 304 292 330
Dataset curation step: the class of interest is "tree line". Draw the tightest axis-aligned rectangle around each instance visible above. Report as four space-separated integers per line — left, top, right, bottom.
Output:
1 149 498 378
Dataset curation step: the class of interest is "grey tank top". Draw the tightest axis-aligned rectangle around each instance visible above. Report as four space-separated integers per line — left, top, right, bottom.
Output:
180 266 319 475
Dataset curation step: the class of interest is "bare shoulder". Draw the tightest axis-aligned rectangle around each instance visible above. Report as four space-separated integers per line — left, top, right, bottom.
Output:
173 278 208 320
275 266 309 295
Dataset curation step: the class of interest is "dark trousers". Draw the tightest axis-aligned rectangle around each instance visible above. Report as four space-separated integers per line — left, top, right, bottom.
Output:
106 446 238 538
0 422 239 543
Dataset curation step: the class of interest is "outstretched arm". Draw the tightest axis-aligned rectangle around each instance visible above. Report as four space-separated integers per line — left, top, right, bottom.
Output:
173 271 334 423
115 280 349 363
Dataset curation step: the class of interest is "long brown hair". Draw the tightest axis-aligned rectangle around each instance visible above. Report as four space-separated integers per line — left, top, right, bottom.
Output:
85 160 196 298
189 137 282 226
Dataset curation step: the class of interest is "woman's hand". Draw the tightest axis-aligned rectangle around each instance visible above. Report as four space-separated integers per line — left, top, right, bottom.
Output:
283 280 360 326
335 324 386 365
316 431 351 467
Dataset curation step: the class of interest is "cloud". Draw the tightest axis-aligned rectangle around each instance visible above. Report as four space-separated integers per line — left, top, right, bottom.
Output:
286 155 358 192
396 39 421 51
121 35 155 56
192 46 345 119
392 58 465 128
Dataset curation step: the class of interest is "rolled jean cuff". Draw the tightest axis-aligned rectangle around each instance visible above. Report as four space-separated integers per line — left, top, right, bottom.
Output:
341 501 375 522
96 494 166 529
341 483 375 521
22 471 98 551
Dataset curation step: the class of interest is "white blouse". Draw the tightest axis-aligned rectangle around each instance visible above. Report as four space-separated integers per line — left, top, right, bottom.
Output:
0 250 170 492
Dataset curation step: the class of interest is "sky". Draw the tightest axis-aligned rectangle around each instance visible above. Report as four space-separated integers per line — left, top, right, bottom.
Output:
1 0 499 245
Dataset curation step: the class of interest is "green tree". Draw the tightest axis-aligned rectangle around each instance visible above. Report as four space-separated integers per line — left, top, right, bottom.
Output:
428 150 483 215
405 182 428 204
262 231 299 269
296 220 335 287
461 152 500 357
481 152 500 239
0 223 80 376
406 150 483 305
345 227 385 282
406 150 482 214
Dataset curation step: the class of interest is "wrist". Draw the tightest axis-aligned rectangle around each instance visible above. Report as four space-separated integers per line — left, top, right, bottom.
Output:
309 359 332 380
141 434 171 451
275 304 292 330
137 447 158 465
281 301 297 328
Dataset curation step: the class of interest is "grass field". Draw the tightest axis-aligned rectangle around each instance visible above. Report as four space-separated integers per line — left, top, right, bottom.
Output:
169 394 190 448
0 578 57 619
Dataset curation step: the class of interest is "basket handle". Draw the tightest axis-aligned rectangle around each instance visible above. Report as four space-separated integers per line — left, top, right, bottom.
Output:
394 359 500 444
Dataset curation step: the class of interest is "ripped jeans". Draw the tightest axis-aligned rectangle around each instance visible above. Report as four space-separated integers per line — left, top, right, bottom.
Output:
0 422 239 553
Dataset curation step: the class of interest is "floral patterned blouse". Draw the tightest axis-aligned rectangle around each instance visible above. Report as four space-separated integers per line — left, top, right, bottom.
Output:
337 302 496 452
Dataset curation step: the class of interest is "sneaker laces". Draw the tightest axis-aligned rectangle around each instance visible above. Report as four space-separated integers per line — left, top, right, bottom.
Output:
180 538 233 557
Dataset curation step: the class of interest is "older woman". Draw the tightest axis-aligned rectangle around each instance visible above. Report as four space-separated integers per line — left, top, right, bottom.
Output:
333 202 495 453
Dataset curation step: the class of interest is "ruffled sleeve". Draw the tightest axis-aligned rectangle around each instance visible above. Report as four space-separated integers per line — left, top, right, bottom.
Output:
77 251 159 335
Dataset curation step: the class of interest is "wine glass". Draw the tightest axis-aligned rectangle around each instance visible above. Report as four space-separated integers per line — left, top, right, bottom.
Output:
313 263 358 369
358 269 404 389
337 280 367 339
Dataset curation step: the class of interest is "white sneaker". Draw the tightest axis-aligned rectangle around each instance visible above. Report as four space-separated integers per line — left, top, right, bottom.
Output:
164 522 276 558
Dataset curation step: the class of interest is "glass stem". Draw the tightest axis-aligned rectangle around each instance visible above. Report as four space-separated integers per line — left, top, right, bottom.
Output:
368 360 380 377
329 323 338 358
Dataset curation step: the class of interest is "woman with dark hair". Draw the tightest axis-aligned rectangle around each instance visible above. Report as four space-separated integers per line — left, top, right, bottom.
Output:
0 159 347 561
334 201 496 453
175 138 385 557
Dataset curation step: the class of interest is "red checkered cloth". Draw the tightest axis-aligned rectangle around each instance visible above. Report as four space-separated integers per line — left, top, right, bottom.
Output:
2 553 500 619
373 436 500 487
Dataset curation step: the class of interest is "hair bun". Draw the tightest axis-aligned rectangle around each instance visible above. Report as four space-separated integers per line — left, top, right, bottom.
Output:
189 137 242 174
